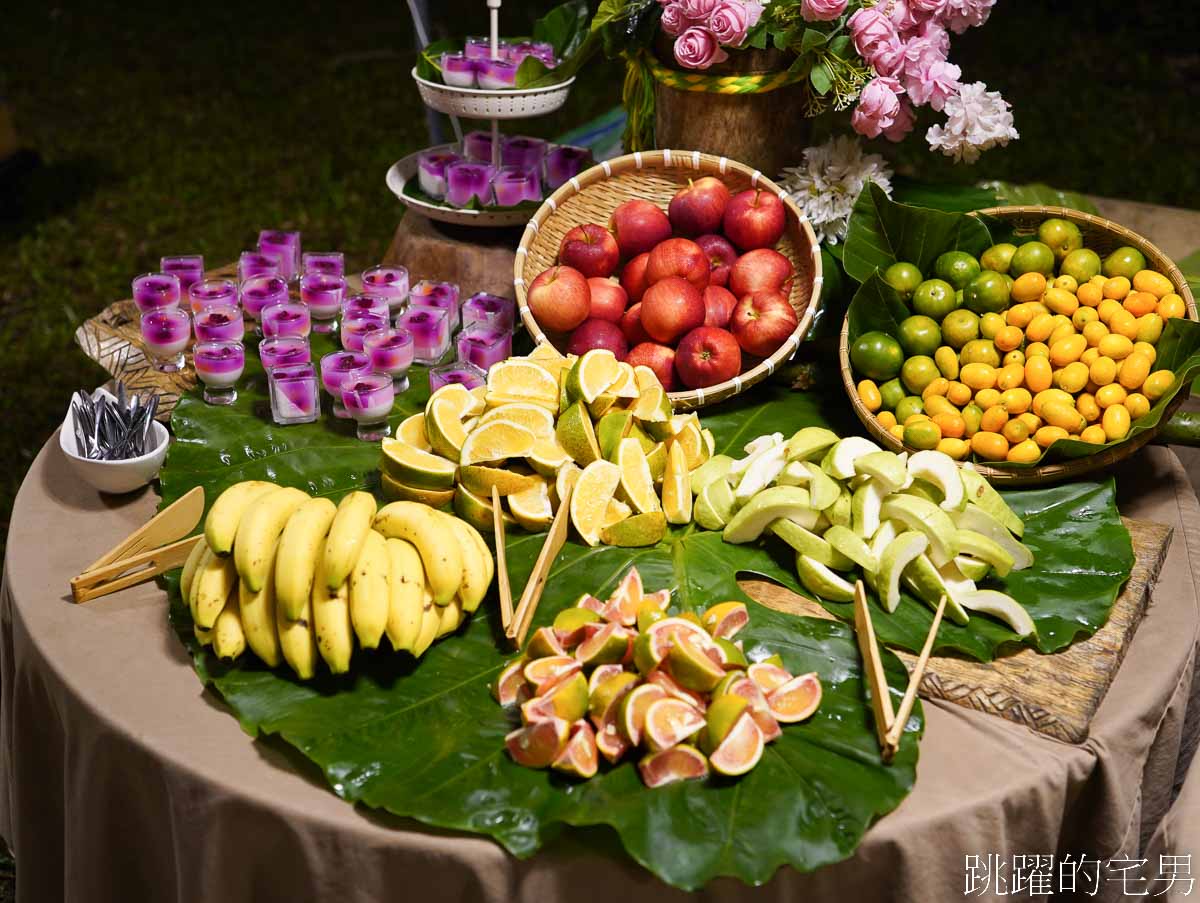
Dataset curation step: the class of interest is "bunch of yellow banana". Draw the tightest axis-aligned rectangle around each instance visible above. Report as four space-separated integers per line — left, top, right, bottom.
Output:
178 480 494 680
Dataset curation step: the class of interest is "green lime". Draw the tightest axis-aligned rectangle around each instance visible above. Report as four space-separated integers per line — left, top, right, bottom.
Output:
883 262 923 301
979 312 1005 340
879 377 906 411
897 315 942 357
1062 248 1102 283
1037 218 1084 262
963 270 1011 314
1103 246 1147 279
904 420 941 450
900 355 939 395
980 243 1018 274
850 331 904 381
895 395 925 423
1010 241 1056 277
960 339 1000 367
912 278 958 320
941 309 980 349
934 251 982 291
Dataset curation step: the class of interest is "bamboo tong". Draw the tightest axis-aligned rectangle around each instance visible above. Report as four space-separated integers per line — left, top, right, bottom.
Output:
70 487 205 603
492 482 573 648
853 580 945 763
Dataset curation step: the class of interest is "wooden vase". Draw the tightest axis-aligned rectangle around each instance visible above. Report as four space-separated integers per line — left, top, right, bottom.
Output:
652 38 813 176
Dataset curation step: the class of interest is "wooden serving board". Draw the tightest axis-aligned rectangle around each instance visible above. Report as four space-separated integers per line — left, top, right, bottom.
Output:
743 516 1173 744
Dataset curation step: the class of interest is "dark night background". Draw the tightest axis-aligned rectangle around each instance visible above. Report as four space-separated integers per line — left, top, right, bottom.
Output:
0 0 1198 892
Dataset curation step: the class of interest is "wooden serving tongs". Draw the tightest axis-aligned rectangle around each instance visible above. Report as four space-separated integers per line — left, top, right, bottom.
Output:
70 487 205 603
853 580 946 763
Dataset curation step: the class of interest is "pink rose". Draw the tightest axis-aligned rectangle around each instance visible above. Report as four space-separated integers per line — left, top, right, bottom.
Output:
660 2 691 36
680 0 719 19
709 0 751 45
800 0 848 22
914 17 950 54
909 0 947 17
906 58 960 110
887 0 922 33
849 8 898 66
883 99 916 142
870 35 907 77
674 26 729 69
942 0 994 33
742 0 764 28
850 76 906 139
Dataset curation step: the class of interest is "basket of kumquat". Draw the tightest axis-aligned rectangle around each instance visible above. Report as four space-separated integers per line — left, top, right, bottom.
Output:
839 205 1200 485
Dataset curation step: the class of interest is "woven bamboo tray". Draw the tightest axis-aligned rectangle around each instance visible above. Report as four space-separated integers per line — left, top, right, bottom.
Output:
839 205 1199 485
513 149 822 411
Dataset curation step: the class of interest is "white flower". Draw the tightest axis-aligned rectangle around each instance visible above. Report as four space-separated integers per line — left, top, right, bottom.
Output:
777 135 893 244
926 81 1018 164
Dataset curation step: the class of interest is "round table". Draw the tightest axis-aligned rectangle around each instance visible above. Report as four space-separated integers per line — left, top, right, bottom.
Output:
3 435 1199 903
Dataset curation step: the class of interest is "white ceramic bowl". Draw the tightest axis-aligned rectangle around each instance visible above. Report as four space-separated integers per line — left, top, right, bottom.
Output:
59 388 170 494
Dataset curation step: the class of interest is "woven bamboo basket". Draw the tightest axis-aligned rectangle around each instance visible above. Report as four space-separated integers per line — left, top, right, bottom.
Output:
513 150 822 410
839 205 1198 486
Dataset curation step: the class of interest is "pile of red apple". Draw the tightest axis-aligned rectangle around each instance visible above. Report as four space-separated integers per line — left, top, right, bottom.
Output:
525 177 800 392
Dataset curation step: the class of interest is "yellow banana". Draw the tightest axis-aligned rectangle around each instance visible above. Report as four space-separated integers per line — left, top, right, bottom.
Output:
374 502 463 605
276 591 318 680
275 497 338 619
411 589 440 657
212 592 246 660
233 486 310 592
204 480 277 554
323 491 377 591
312 555 354 674
194 623 214 647
349 530 389 650
187 544 212 622
436 597 464 638
179 536 209 602
384 537 425 652
192 549 238 629
239 563 281 668
444 516 492 613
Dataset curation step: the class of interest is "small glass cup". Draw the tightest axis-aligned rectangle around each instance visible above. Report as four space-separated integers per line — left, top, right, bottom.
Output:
341 293 390 321
261 301 311 339
193 304 245 344
396 306 450 365
363 327 415 393
258 230 301 283
258 335 310 370
340 309 388 352
320 350 373 419
302 251 344 278
429 360 486 392
193 341 245 405
160 255 204 294
409 280 460 332
188 278 238 315
238 251 281 283
341 372 395 441
457 323 512 372
299 272 345 334
140 308 191 372
269 363 321 425
462 292 516 332
360 265 410 317
132 273 181 314
239 274 289 331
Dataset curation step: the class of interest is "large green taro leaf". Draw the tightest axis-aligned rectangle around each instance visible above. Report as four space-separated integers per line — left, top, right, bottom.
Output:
160 370 920 890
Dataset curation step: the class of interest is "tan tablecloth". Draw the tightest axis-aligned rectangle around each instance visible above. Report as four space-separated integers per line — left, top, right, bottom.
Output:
2 436 1199 903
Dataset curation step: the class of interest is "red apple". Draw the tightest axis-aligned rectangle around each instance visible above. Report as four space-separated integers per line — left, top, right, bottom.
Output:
729 248 794 297
640 276 705 345
586 277 628 323
568 318 629 359
619 252 651 304
558 223 620 278
645 238 709 291
626 342 678 392
608 199 672 259
723 189 787 251
620 302 651 346
668 176 730 237
702 285 738 328
695 234 737 287
730 290 798 358
527 266 590 333
675 326 742 389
